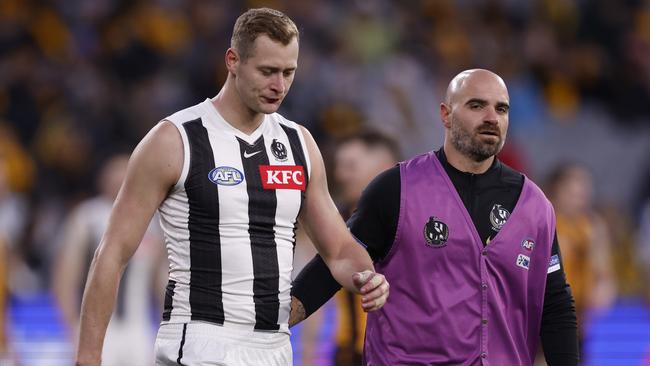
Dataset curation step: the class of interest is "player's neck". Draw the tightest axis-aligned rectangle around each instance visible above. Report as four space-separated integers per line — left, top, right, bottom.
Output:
212 81 264 136
443 144 494 174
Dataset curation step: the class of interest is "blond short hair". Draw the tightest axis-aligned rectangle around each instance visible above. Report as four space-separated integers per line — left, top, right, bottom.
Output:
231 8 299 60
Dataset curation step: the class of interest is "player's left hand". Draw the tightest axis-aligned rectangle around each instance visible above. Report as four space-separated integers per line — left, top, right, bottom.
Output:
353 270 389 312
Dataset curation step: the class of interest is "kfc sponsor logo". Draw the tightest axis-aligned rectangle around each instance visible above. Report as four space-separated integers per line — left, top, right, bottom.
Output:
259 165 306 190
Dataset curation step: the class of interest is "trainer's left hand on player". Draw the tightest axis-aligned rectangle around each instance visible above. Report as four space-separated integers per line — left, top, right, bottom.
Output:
353 270 389 312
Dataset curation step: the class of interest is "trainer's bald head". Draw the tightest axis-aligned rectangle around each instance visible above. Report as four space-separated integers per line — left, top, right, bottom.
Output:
444 69 508 106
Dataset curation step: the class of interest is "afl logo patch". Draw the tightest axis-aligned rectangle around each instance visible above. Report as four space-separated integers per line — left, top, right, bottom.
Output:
521 238 535 251
489 204 510 231
424 217 449 247
271 139 288 161
208 166 244 186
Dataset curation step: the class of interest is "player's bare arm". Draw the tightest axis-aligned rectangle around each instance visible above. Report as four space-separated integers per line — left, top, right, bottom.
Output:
75 121 182 366
296 126 389 311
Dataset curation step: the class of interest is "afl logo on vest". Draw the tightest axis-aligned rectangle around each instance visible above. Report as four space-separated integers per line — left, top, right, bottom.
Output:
489 203 510 231
271 139 288 162
208 166 245 186
424 216 449 248
521 238 535 251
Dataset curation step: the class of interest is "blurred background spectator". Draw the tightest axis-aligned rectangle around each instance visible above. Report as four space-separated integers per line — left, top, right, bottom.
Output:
638 164 650 305
1 0 649 364
51 154 165 366
0 234 12 364
545 163 617 341
330 131 400 366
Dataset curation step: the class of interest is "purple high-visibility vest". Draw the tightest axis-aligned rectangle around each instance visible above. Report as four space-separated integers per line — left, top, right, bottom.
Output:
364 152 555 366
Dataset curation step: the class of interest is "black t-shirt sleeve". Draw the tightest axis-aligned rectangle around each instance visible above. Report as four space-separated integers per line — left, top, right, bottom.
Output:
348 165 401 261
540 231 580 365
291 166 401 318
290 254 341 317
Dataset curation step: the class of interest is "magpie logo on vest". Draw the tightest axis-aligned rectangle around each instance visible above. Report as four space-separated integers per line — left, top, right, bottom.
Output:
489 204 510 231
259 165 305 190
516 254 530 270
423 216 449 248
521 238 535 251
208 166 244 186
271 139 288 162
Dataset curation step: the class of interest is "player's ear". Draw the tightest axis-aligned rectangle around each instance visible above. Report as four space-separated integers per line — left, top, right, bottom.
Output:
225 48 239 75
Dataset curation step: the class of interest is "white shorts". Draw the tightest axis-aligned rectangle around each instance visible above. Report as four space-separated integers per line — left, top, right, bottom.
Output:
103 321 154 366
154 322 292 366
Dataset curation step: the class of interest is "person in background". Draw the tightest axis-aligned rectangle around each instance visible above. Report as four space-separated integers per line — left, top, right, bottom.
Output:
0 156 28 366
331 131 400 365
53 154 165 366
0 234 11 364
638 198 650 305
546 163 617 332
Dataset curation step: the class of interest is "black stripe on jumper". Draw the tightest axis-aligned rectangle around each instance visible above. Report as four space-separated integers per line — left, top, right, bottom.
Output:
278 124 309 250
162 279 176 321
279 124 309 186
238 136 280 331
183 118 224 324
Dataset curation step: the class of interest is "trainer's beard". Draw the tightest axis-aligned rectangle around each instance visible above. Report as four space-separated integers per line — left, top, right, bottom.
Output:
450 121 505 162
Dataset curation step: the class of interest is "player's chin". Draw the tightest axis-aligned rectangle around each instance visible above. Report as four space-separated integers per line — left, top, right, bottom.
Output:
258 105 278 115
259 99 283 113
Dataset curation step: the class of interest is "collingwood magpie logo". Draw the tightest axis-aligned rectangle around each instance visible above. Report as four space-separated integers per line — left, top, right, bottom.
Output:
271 139 288 162
489 204 510 231
424 217 449 247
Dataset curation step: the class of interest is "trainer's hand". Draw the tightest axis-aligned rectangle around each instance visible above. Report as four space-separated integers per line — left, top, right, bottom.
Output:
352 270 389 312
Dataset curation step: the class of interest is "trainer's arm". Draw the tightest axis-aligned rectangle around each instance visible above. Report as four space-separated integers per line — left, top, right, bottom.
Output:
75 121 182 366
290 165 400 326
540 232 579 365
297 127 388 306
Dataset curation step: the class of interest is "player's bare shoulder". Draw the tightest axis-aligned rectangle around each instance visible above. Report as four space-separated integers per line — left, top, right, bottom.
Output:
295 125 324 178
130 120 184 191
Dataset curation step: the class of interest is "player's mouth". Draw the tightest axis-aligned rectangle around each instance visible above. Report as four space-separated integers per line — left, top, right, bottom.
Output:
262 96 281 104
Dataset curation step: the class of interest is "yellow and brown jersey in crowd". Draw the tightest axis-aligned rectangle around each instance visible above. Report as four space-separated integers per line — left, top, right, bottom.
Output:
0 237 8 353
334 289 365 365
